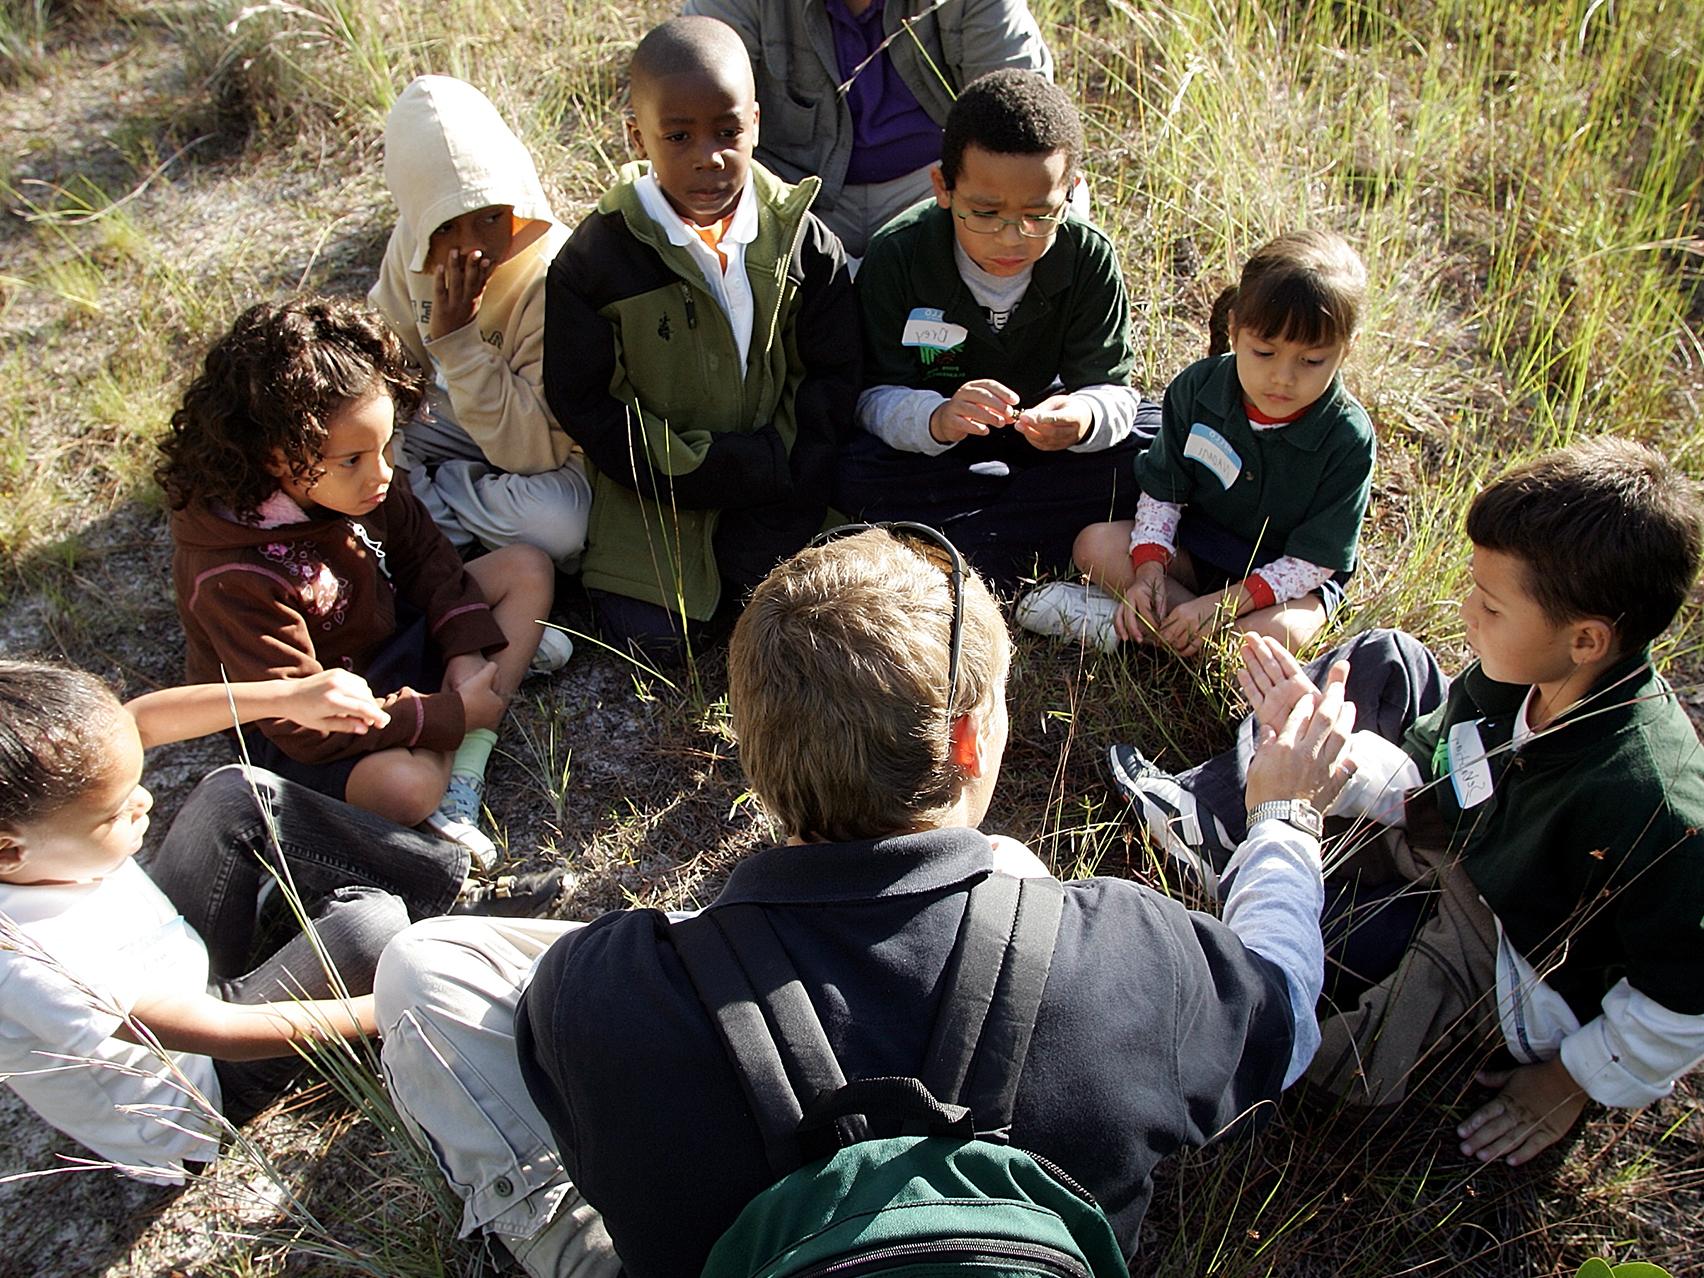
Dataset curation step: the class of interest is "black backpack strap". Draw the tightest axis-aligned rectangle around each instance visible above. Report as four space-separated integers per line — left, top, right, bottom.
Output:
922 875 1066 1139
671 870 1066 1170
670 904 862 1177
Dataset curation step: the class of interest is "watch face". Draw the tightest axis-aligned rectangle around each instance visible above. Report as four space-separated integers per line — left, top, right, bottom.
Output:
1291 802 1323 836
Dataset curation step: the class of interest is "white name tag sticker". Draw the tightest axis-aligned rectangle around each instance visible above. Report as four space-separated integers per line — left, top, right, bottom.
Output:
1183 422 1242 489
901 307 968 350
1447 719 1495 809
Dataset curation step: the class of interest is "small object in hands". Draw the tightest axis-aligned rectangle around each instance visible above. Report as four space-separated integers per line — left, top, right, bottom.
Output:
967 460 1010 478
1105 743 1236 898
451 868 568 918
423 774 497 871
1014 581 1121 654
527 627 575 679
1246 798 1323 838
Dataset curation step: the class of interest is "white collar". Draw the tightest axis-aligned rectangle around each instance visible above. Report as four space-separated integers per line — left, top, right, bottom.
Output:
635 171 759 249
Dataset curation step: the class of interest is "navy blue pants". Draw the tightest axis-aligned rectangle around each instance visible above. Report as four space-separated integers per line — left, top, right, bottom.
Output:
832 401 1160 593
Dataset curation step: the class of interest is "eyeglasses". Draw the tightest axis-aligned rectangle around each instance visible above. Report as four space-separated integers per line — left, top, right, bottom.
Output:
808 522 965 730
948 188 1072 239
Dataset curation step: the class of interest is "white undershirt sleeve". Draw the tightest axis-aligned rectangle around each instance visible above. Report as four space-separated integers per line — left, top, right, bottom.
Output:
856 386 955 456
1220 821 1326 1086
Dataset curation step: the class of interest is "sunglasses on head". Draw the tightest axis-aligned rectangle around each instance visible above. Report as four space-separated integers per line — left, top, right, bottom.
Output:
808 522 966 727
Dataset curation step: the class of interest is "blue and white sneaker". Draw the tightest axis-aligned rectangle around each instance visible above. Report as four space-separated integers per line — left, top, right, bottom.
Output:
1106 743 1235 900
423 773 497 873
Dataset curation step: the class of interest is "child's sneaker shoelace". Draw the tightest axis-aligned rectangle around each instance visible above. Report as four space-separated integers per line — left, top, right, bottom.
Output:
424 774 496 872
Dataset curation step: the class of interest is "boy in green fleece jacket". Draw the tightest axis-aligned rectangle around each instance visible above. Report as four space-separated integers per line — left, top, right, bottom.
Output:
542 15 859 664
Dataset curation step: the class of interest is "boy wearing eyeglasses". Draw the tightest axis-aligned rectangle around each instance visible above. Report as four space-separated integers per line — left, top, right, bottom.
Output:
836 69 1154 590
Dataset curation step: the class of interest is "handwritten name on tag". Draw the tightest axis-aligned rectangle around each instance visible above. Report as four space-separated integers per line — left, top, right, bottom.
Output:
1447 719 1495 809
901 307 968 350
1183 422 1242 489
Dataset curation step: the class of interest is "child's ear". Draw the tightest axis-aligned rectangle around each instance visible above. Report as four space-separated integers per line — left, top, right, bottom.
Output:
930 164 951 209
0 832 27 877
264 449 292 481
625 114 647 160
1569 617 1618 667
750 100 759 146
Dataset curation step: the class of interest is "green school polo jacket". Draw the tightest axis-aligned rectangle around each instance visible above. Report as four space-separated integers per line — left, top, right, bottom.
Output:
1133 354 1374 572
1402 652 1704 1019
858 199 1135 417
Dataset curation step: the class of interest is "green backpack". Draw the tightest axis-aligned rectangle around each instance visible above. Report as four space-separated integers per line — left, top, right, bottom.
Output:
669 873 1131 1278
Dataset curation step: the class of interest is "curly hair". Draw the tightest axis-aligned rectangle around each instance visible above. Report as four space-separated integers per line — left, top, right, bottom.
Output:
155 296 425 520
940 69 1083 188
0 661 126 829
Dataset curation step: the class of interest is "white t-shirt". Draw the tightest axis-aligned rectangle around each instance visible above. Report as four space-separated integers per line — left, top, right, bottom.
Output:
0 860 223 1181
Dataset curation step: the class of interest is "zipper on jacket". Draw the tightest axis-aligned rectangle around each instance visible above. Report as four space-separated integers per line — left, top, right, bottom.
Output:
789 1238 1093 1278
680 283 697 329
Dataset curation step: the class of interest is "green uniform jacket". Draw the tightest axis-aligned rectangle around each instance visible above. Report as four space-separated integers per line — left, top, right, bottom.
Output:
859 199 1135 433
1402 652 1704 1019
1133 354 1374 572
543 162 858 619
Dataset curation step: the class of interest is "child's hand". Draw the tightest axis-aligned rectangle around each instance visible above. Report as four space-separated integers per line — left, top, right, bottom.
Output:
1115 559 1171 642
1244 659 1357 814
281 670 390 734
929 379 1021 444
454 660 507 732
1237 634 1326 731
1014 394 1091 451
429 248 498 340
1457 1058 1588 1165
1157 592 1229 657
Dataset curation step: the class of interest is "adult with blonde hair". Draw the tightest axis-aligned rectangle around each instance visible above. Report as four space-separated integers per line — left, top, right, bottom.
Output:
375 525 1352 1275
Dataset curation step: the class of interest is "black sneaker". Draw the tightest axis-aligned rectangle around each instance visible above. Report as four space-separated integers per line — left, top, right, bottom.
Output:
1106 744 1236 899
450 869 567 918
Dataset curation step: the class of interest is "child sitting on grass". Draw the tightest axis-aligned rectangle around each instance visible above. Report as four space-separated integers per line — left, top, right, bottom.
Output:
1019 229 1374 655
1109 438 1704 1165
370 75 592 569
158 296 556 869
0 661 552 1183
836 69 1151 593
542 15 859 665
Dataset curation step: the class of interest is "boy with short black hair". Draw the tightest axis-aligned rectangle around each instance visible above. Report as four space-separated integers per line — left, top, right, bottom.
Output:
836 68 1153 590
1111 436 1704 1165
542 16 859 663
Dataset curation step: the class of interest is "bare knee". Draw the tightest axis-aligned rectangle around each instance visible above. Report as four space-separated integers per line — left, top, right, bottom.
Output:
346 752 447 826
1073 520 1133 582
467 543 554 612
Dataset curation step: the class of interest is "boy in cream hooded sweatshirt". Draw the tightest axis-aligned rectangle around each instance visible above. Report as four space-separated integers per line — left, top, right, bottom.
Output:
371 75 591 566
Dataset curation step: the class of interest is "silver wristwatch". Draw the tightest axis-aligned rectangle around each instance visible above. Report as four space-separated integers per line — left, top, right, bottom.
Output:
1246 799 1323 838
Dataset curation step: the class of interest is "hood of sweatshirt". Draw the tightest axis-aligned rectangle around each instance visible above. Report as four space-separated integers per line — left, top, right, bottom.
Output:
384 75 559 273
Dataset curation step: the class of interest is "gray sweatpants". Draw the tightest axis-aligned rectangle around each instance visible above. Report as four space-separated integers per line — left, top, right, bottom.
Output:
402 411 593 567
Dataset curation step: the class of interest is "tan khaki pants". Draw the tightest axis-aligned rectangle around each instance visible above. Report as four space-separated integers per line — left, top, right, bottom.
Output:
1307 829 1500 1106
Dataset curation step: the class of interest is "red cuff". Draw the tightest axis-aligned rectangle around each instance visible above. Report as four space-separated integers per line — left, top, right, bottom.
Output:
1129 542 1172 571
1241 572 1277 611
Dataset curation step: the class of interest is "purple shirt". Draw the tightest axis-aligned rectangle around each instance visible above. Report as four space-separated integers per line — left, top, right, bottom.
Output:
826 0 943 185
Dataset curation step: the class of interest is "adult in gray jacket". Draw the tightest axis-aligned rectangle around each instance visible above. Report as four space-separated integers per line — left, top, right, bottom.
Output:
682 0 1051 256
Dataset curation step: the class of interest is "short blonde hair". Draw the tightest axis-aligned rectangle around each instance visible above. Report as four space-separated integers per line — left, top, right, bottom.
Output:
728 530 1010 842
